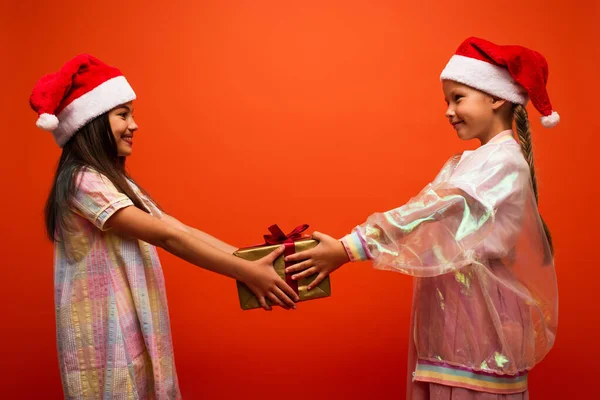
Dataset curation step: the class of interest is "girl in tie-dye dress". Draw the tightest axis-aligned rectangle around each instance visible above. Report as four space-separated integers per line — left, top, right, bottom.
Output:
30 54 299 399
286 37 559 399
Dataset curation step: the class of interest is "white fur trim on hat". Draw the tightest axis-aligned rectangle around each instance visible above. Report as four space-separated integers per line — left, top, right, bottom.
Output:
36 113 59 131
540 111 560 128
440 55 528 105
53 75 136 147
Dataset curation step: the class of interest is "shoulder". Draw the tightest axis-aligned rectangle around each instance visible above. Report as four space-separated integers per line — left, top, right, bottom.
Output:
75 167 108 185
459 141 528 177
448 142 531 200
432 154 462 185
489 142 530 177
444 154 462 169
73 167 123 196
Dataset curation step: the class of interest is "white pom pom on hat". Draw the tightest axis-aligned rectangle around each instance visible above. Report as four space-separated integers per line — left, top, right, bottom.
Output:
540 111 560 128
35 113 59 131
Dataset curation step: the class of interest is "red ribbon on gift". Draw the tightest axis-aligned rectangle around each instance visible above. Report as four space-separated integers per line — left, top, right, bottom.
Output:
263 224 309 245
263 224 310 295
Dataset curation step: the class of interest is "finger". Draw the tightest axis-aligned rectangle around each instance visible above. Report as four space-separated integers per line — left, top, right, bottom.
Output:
264 245 285 264
258 296 271 311
267 292 287 309
307 273 327 290
312 231 326 241
285 259 313 274
284 249 312 263
277 278 300 302
273 286 296 309
292 266 318 281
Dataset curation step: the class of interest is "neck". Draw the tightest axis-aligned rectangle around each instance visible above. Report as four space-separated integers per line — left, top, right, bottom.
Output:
478 119 513 145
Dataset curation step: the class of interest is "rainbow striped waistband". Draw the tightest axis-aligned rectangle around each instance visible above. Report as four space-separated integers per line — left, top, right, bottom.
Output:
413 359 528 394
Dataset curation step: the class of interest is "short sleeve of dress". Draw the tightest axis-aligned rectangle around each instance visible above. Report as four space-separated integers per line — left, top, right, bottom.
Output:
71 168 134 230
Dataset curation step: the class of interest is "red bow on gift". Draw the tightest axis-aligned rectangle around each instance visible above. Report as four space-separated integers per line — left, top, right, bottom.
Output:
263 224 309 245
262 224 310 296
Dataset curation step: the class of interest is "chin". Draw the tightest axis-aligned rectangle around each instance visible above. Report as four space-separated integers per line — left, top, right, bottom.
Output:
456 129 477 142
456 131 470 141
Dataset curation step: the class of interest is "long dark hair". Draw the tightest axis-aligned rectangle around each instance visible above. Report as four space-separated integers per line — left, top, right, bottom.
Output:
45 112 157 241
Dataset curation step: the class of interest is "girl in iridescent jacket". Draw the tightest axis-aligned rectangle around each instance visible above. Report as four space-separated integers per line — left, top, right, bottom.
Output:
285 37 559 399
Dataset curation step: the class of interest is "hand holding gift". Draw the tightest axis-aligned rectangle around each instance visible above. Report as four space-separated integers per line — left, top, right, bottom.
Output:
235 224 332 310
284 231 349 290
237 244 300 311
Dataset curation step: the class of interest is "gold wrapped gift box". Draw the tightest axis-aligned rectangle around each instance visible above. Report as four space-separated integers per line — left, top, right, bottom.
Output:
234 238 331 310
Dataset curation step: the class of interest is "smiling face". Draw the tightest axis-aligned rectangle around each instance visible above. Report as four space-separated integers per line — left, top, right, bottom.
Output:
108 101 138 157
442 80 506 144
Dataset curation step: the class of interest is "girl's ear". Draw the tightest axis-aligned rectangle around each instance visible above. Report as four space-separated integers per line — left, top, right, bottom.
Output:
491 96 507 110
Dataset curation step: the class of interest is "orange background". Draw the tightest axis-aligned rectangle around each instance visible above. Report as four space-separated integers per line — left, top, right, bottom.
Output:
1 1 599 398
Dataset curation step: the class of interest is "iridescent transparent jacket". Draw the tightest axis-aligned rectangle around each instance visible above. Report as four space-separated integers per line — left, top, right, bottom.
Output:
342 131 558 378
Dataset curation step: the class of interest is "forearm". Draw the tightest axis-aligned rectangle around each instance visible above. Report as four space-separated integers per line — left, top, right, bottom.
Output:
187 227 237 254
159 213 238 254
160 228 247 280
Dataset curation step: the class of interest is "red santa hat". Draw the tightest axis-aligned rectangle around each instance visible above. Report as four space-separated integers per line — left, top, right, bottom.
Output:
440 37 559 128
29 54 136 147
